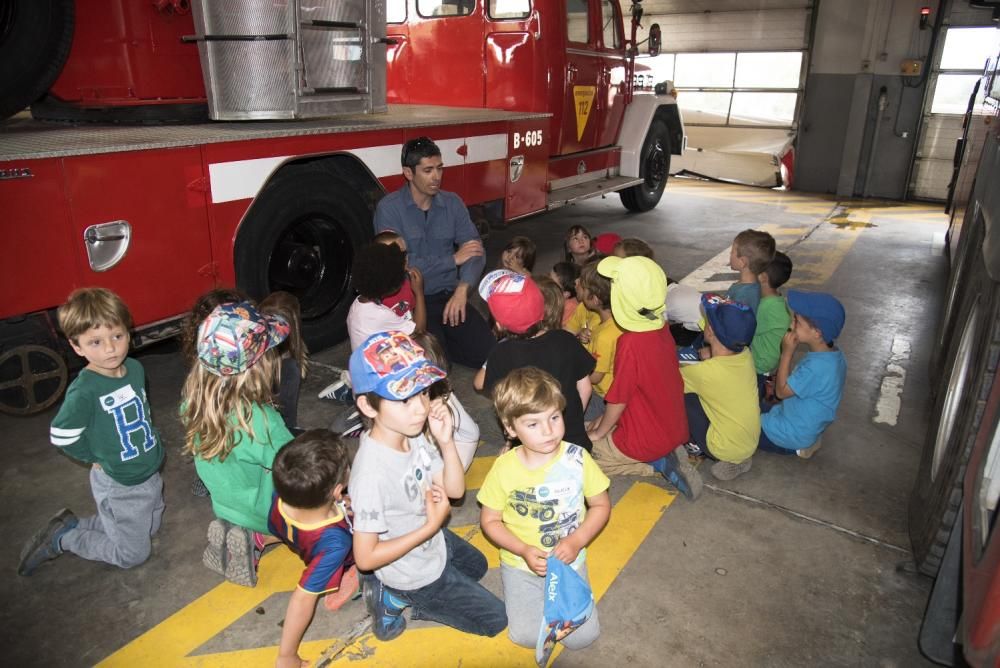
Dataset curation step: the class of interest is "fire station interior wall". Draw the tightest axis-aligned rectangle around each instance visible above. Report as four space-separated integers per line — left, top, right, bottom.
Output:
796 0 995 199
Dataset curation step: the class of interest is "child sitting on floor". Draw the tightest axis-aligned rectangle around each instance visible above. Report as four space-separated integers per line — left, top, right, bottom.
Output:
260 291 309 433
269 430 356 668
550 261 581 326
577 262 624 421
347 241 426 350
759 290 847 459
751 251 793 395
727 229 775 313
501 235 536 276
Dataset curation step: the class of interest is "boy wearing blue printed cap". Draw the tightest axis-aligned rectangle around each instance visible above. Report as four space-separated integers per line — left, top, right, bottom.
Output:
759 290 847 458
348 331 506 641
680 295 760 481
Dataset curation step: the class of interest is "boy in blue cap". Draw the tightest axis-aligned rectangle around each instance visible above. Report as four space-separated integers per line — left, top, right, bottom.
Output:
758 290 847 458
680 295 760 480
348 331 506 641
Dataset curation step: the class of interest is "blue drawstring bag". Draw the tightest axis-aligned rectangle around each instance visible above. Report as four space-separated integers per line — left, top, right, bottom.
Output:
535 556 595 667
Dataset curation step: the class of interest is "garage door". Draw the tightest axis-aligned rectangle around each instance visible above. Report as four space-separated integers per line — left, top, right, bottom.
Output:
633 0 813 187
910 8 999 201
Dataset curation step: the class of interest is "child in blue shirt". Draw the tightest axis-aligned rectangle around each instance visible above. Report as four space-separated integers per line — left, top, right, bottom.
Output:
758 290 847 458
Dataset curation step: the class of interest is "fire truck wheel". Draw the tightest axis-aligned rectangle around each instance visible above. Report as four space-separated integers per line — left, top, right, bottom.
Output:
0 0 75 120
620 118 671 213
234 164 372 352
0 344 69 416
909 245 1000 576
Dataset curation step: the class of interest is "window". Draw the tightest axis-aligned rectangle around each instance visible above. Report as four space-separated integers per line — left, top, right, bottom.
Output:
386 0 406 23
566 0 589 44
931 27 1000 115
600 0 620 50
653 50 803 128
489 0 530 20
417 0 474 18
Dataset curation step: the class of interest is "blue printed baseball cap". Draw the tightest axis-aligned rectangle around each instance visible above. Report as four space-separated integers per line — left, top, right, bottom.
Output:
197 302 289 377
701 293 756 352
535 556 595 667
786 289 846 343
349 331 447 400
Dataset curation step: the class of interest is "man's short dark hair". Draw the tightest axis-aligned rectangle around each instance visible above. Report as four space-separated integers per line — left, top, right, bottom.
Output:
401 136 441 170
763 251 793 289
272 429 351 509
352 242 406 300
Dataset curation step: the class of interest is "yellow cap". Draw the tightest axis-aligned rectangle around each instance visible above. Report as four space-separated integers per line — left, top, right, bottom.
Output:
597 256 666 332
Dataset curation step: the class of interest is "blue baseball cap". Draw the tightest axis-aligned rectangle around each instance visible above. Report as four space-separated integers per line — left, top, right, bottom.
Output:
349 331 446 400
536 557 595 667
701 293 756 352
786 290 845 343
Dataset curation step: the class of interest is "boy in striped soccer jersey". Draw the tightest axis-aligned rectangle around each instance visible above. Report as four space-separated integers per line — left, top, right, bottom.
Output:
268 430 356 668
19 288 165 575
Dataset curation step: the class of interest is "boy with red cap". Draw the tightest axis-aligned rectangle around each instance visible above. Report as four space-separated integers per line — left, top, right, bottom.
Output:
586 256 702 499
475 270 596 452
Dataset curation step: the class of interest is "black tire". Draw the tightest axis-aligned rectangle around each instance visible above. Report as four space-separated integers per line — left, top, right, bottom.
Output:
620 118 671 212
234 163 372 352
0 0 75 120
909 234 1000 576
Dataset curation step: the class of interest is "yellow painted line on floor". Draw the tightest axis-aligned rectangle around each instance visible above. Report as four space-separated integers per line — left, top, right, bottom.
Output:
98 480 675 667
464 455 497 491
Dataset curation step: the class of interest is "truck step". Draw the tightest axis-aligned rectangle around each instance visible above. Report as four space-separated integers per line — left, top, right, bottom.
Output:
547 175 644 210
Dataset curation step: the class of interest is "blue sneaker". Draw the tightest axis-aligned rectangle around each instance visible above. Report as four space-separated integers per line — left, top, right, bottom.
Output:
361 573 407 641
651 450 703 501
677 346 702 364
18 508 78 576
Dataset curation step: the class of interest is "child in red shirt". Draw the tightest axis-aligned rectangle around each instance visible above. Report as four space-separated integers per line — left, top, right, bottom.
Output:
585 256 703 500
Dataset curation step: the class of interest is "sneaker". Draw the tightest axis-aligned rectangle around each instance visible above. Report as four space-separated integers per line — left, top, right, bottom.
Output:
677 346 702 364
797 437 823 459
202 519 230 577
319 371 354 404
252 531 278 571
324 564 360 612
682 441 705 458
224 525 258 587
361 572 407 641
651 449 704 501
710 458 752 481
341 410 364 439
18 509 78 576
191 477 211 497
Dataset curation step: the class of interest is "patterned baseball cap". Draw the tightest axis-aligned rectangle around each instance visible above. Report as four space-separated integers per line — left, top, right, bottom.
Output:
479 269 544 334
196 302 290 377
701 293 756 352
349 331 447 400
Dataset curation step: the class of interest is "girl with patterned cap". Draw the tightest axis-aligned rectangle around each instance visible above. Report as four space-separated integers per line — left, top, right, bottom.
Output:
181 301 293 587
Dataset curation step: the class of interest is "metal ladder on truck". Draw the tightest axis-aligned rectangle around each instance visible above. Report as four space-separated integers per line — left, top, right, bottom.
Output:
189 0 387 120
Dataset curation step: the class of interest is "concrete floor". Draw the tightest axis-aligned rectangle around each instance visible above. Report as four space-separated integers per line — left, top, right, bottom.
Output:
2 179 947 667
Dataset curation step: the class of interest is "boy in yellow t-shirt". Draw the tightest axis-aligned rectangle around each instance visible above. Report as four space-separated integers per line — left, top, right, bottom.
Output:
577 262 624 420
680 294 760 481
563 263 601 343
479 367 611 651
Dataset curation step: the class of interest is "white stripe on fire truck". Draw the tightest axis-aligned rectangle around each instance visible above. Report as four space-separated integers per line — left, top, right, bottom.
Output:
208 133 509 204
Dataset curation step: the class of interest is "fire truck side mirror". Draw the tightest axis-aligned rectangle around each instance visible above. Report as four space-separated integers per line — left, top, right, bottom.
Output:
648 23 661 57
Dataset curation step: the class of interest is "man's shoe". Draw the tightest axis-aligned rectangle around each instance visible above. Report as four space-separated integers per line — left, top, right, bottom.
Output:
652 450 704 501
797 437 824 459
362 573 407 641
18 509 78 576
710 458 752 481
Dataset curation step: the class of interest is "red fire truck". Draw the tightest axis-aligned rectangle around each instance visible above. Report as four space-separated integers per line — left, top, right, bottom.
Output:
0 0 683 415
911 50 1000 667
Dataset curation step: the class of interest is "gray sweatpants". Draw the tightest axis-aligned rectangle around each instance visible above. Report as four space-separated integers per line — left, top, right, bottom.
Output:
60 466 165 569
500 562 601 650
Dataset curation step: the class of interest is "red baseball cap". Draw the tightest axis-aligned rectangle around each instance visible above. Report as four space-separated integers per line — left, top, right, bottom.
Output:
593 233 622 256
480 270 544 333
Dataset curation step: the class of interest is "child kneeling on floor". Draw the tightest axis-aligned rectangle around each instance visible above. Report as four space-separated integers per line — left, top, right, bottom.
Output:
759 290 847 458
182 302 291 587
19 288 165 576
479 367 611 651
269 429 357 668
349 331 506 641
680 295 760 481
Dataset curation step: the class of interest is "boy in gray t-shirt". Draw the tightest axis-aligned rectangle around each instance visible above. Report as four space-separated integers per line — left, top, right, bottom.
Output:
349 331 506 641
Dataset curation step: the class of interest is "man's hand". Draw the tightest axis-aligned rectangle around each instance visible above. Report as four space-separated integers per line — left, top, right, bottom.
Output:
453 240 484 266
443 287 468 326
520 545 549 577
424 483 451 530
